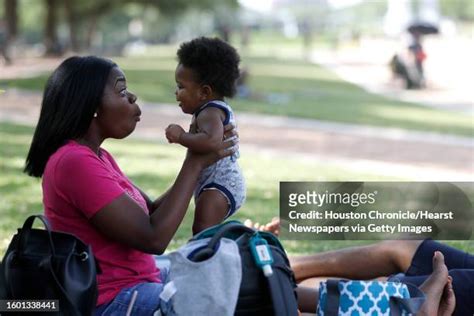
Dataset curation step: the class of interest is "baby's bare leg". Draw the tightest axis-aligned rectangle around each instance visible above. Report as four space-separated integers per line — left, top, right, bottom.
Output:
193 190 229 235
291 240 423 282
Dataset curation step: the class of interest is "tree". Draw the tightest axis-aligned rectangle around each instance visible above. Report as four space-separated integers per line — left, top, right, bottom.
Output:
44 0 60 55
5 0 18 40
64 0 80 51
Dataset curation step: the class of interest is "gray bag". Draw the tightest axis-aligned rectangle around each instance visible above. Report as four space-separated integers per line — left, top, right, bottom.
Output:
159 237 242 316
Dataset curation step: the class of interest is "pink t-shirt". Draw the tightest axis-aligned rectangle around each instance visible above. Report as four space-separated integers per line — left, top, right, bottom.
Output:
42 140 160 306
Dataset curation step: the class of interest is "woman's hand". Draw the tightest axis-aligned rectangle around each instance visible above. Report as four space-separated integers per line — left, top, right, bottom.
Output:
186 123 239 168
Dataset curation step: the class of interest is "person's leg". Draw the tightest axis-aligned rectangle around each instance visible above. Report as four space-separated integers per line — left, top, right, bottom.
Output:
95 282 163 316
396 269 472 316
417 251 453 316
295 286 318 315
193 190 229 235
290 240 423 282
404 239 474 276
294 252 456 316
395 239 474 316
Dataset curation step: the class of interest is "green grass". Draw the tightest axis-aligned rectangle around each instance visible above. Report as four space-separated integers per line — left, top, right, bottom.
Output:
0 54 472 137
1 122 472 259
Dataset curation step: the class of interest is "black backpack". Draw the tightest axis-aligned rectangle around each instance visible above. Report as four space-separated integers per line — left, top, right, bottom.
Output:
0 215 98 316
189 221 299 316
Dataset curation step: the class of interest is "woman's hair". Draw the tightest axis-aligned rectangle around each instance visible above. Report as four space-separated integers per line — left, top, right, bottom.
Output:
177 37 240 98
24 56 116 177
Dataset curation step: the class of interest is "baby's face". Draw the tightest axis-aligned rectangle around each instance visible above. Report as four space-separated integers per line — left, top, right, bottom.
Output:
174 64 204 114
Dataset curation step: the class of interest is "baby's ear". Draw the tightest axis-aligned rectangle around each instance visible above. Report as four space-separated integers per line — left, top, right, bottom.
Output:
199 85 213 100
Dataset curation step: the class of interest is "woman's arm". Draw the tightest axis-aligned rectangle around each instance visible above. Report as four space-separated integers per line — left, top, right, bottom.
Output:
90 125 237 254
137 187 171 214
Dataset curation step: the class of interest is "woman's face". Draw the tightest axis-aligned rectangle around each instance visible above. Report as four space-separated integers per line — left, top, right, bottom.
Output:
96 67 141 139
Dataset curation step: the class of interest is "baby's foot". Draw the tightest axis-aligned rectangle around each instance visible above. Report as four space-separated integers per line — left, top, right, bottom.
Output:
263 217 280 236
244 217 280 236
438 276 455 316
418 251 449 316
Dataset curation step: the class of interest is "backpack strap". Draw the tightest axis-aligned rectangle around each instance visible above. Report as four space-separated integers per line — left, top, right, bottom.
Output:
324 279 341 315
266 270 299 316
43 255 82 316
389 283 426 316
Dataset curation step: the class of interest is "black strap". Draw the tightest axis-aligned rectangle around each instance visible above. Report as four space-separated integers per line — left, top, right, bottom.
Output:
44 255 81 316
206 223 255 252
325 279 341 316
389 283 426 316
266 272 287 316
18 215 56 256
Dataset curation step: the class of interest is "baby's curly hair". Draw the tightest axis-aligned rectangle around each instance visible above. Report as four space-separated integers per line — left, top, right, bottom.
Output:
177 37 240 98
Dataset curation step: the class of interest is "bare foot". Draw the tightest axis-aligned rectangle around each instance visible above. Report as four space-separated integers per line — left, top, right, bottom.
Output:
438 276 456 316
418 251 450 316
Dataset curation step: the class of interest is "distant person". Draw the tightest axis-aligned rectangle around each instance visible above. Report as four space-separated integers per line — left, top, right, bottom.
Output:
390 53 417 89
165 37 246 235
240 25 251 52
299 18 313 60
408 32 426 88
0 19 12 65
236 68 251 99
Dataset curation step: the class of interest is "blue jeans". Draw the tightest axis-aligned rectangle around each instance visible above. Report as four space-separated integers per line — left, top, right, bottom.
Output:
95 256 171 315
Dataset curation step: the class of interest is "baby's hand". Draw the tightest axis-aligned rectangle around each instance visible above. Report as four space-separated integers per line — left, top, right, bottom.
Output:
165 124 185 143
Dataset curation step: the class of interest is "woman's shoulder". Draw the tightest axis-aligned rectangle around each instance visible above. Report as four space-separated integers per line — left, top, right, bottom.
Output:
47 141 102 172
55 141 98 161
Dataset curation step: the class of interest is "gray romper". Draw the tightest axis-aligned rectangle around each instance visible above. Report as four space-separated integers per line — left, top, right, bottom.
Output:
192 100 246 217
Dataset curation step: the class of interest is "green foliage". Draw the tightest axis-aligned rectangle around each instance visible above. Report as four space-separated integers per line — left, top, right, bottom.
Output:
439 0 474 21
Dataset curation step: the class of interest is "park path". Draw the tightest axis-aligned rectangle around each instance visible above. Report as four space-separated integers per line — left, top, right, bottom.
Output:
0 55 472 181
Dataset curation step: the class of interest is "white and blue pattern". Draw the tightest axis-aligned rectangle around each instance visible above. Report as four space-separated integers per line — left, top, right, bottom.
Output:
317 280 411 316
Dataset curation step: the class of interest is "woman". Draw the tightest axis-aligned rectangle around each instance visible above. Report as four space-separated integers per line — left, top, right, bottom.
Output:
24 56 237 315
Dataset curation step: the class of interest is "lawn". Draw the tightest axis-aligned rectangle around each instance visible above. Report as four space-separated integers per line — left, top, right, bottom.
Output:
0 53 472 137
1 122 472 258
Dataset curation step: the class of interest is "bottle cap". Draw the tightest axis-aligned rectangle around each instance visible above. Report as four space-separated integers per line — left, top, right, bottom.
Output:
262 264 273 277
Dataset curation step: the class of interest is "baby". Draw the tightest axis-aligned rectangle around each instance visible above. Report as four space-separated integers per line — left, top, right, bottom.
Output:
166 37 246 235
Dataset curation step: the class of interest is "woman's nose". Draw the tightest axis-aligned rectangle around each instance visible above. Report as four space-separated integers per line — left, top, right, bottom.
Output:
128 92 137 104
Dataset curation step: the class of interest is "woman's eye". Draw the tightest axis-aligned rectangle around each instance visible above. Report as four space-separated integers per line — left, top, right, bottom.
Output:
120 89 127 96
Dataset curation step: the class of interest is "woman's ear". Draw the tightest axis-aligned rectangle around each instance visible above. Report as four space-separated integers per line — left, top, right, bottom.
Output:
199 85 213 100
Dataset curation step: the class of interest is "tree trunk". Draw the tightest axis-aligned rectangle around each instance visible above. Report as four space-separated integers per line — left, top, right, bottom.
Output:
64 0 80 52
5 0 18 40
84 15 98 50
44 0 61 56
